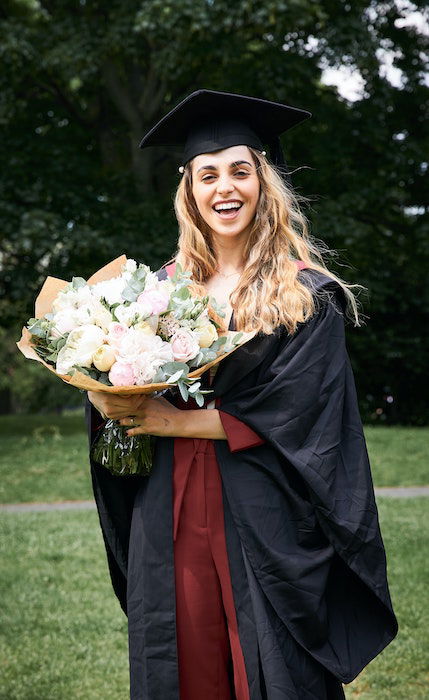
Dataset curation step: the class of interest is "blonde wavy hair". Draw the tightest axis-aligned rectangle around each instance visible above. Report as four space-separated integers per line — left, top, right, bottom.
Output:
173 147 364 335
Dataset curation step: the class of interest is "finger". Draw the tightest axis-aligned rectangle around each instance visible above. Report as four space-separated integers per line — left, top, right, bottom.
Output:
126 426 147 437
119 417 140 427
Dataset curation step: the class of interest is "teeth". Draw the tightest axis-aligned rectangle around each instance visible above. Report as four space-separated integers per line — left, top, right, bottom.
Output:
214 202 242 211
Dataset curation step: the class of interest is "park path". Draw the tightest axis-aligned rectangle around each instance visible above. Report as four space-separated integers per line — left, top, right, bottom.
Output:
1 486 428 513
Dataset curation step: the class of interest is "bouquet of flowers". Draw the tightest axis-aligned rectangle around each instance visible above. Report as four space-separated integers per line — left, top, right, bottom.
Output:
17 256 253 476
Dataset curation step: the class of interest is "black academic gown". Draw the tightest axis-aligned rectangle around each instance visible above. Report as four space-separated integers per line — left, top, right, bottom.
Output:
86 268 398 699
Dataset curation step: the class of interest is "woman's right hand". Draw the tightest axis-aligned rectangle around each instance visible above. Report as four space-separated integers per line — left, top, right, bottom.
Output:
87 391 148 421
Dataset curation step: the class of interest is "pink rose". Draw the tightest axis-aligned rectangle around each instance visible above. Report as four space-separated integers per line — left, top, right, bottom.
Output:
137 289 170 315
108 360 136 386
107 322 128 350
170 329 200 363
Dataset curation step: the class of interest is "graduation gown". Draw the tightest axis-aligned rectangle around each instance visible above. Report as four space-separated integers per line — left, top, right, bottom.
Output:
86 267 398 699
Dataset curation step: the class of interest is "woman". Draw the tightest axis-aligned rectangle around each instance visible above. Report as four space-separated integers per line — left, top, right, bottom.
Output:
87 90 397 700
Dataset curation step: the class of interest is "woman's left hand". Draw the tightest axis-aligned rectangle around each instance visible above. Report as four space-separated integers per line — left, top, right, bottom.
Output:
118 396 184 437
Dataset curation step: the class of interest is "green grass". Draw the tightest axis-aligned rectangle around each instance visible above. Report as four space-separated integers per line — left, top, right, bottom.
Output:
0 509 129 700
344 498 428 699
0 413 92 504
0 499 427 699
0 415 428 505
363 426 429 487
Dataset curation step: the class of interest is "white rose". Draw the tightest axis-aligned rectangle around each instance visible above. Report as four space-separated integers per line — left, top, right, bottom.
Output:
56 346 78 375
52 289 78 313
133 339 174 384
51 310 76 338
152 337 174 365
91 303 113 330
194 321 218 348
74 286 93 306
92 344 117 372
117 327 161 362
65 324 106 367
115 302 149 327
124 259 137 274
143 270 161 291
74 299 112 330
159 279 174 295
92 277 126 306
132 357 158 385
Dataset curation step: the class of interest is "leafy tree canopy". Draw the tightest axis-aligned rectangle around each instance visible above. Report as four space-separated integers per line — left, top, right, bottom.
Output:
1 0 428 421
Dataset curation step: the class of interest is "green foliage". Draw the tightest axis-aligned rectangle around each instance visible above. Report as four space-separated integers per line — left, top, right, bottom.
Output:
0 0 428 421
0 326 83 413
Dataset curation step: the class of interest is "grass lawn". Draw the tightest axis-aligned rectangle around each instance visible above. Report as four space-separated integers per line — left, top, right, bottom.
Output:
363 426 429 487
0 498 427 699
0 413 92 504
0 415 428 505
0 509 129 700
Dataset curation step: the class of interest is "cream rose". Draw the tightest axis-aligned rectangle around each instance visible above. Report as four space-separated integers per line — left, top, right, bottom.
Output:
133 320 156 335
92 344 116 372
194 321 218 348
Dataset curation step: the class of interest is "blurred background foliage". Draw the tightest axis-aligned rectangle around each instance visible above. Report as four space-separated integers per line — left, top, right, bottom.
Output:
0 0 428 422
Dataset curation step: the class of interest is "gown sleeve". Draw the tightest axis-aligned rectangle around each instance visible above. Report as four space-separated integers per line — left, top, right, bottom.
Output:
218 409 266 452
215 289 398 683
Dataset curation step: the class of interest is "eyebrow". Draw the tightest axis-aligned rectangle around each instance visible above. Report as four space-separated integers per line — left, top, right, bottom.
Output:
196 160 253 174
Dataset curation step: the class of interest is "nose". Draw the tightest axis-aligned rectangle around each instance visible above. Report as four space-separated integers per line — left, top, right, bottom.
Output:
216 173 235 196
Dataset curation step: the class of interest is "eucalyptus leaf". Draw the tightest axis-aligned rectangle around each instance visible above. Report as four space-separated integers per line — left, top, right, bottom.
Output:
166 369 185 383
178 380 189 402
160 362 189 376
122 287 138 302
71 277 87 289
187 381 201 394
195 393 205 407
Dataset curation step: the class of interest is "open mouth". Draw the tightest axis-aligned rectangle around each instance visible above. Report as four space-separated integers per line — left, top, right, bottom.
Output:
212 201 243 219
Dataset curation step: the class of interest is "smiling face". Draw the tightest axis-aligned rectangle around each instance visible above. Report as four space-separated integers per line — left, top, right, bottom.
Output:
191 145 260 241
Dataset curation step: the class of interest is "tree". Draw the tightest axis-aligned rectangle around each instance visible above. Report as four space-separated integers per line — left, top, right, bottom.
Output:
1 0 428 421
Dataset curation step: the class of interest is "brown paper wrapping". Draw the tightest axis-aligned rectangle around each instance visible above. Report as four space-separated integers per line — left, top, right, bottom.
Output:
17 256 255 395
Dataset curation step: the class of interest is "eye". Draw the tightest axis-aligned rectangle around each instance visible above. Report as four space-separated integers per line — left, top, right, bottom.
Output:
234 170 250 177
201 174 216 182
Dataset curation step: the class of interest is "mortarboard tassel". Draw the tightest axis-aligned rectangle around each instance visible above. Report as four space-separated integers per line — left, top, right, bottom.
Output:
267 136 293 188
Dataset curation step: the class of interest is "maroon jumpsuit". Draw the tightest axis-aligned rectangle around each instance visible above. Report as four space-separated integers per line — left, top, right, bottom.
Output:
164 262 267 699
172 401 265 700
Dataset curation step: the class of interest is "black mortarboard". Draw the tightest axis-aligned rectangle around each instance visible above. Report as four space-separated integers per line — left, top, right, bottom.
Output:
138 89 311 180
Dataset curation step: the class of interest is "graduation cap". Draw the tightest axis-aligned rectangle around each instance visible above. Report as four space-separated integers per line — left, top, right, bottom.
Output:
138 89 311 183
